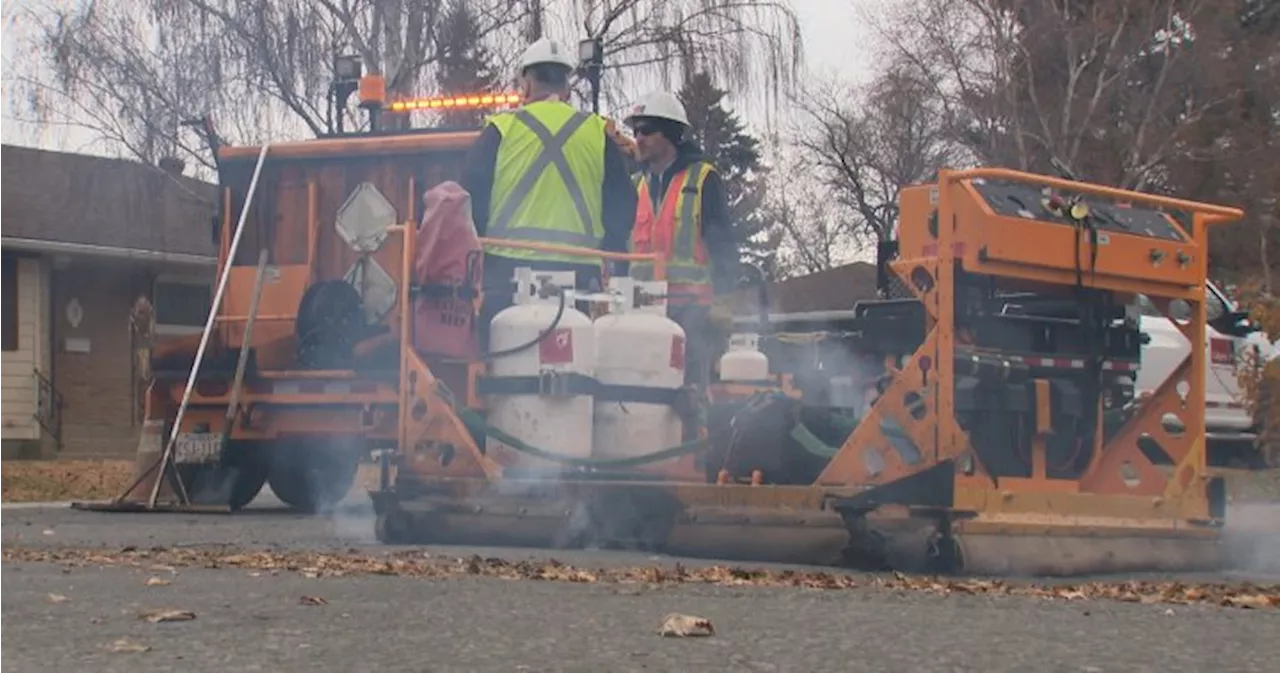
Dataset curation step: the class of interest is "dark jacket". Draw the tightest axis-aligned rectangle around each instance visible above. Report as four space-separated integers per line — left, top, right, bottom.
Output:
638 142 740 295
460 113 637 255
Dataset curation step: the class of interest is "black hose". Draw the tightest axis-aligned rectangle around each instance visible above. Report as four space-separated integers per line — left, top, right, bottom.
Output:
481 289 569 361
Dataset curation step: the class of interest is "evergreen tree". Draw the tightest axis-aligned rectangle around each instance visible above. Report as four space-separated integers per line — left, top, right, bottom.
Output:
677 72 780 279
434 0 502 128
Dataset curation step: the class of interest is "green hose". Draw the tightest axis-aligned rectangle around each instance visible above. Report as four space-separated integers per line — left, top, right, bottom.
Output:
788 410 862 459
439 377 731 469
456 406 708 468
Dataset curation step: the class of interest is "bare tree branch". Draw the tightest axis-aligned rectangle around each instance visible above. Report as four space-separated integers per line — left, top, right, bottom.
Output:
793 64 960 245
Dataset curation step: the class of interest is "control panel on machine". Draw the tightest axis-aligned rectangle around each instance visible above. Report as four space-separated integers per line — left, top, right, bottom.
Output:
967 179 1189 243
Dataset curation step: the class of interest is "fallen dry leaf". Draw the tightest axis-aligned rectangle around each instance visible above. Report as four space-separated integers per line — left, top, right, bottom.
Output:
1222 594 1279 609
658 613 715 637
138 609 197 623
299 596 328 606
47 593 68 603
109 639 151 653
145 577 171 587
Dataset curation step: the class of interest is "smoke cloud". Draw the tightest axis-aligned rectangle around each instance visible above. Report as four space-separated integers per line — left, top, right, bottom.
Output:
1223 501 1280 578
325 502 380 545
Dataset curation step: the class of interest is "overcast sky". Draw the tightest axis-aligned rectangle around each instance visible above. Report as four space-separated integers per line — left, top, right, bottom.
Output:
0 1 888 156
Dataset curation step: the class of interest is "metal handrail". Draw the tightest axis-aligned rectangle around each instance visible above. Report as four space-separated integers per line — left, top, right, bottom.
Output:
33 368 63 448
944 168 1245 222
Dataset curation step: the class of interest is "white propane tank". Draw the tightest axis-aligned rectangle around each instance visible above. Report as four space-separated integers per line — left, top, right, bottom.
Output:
486 268 596 466
592 277 687 461
719 332 770 382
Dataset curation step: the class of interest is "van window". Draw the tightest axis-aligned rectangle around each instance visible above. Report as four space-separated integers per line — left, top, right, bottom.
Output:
1135 287 1226 322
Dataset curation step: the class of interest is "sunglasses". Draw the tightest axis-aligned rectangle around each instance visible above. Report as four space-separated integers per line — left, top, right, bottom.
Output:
632 124 661 137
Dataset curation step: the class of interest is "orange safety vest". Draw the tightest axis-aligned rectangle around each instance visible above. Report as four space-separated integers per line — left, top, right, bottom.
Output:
630 162 715 306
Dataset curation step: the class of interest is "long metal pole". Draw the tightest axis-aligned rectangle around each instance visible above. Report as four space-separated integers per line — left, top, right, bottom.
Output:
147 144 272 508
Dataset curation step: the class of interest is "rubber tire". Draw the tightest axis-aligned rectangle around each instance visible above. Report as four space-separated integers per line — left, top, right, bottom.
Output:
176 442 269 511
267 441 361 514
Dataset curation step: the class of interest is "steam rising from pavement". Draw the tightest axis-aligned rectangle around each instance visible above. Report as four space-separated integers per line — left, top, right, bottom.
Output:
326 503 379 545
1224 502 1280 578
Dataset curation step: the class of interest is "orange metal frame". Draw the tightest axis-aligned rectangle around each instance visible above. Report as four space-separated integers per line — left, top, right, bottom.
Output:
813 168 1241 523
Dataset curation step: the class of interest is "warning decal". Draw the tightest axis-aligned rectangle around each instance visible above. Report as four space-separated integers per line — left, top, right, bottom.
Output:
670 334 686 371
539 328 575 364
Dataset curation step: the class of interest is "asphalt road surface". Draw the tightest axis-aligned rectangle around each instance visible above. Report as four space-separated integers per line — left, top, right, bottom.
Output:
3 493 1279 673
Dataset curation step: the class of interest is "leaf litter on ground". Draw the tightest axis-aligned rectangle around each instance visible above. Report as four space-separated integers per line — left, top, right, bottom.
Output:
4 544 1276 611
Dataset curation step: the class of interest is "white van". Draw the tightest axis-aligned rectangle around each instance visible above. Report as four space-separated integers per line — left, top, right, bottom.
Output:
1133 282 1277 463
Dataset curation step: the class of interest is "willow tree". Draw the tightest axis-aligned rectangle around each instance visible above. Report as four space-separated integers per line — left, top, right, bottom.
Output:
7 0 803 175
555 0 804 123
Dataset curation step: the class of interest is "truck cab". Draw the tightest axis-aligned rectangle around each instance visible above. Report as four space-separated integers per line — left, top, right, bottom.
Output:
1133 281 1278 464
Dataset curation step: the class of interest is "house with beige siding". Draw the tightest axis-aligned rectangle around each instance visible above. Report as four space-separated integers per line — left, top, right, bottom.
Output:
1 144 218 459
2 252 52 443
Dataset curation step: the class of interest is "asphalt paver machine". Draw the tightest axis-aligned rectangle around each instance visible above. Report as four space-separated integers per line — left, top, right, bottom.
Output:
79 71 1245 576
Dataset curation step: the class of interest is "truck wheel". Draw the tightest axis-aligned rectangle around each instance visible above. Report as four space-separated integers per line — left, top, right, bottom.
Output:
176 443 268 511
267 441 361 514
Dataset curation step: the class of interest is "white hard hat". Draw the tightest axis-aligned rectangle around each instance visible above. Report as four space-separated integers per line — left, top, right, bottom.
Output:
518 37 577 74
623 91 690 128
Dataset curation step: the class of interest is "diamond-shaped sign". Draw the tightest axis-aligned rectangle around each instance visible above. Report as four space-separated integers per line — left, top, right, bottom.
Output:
335 182 397 253
343 257 398 324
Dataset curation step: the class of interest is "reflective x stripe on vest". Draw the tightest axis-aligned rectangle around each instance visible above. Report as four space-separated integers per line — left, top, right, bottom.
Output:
631 162 713 289
486 106 605 260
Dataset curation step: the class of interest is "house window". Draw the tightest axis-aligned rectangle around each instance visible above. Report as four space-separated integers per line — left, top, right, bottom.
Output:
153 275 214 335
2 252 17 352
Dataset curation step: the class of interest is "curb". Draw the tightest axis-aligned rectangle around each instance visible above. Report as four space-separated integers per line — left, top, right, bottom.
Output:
1 501 74 510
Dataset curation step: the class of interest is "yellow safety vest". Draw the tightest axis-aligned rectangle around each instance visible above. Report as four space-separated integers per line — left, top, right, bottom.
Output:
484 100 607 264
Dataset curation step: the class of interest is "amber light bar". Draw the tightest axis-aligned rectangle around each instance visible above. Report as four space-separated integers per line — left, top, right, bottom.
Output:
388 92 522 112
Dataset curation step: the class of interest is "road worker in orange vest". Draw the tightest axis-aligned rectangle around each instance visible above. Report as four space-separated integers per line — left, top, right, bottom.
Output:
622 91 741 386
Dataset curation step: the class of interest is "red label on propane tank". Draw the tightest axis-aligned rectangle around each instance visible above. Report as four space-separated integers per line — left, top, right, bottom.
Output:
539 328 574 364
670 334 686 370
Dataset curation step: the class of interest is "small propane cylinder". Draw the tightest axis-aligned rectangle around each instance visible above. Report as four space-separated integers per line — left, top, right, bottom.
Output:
592 277 687 461
486 268 596 465
719 333 770 382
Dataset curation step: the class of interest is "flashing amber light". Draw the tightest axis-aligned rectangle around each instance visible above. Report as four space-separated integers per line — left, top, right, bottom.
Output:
388 92 522 113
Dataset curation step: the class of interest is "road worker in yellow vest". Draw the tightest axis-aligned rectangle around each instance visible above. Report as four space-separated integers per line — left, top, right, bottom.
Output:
622 91 741 386
461 37 637 349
